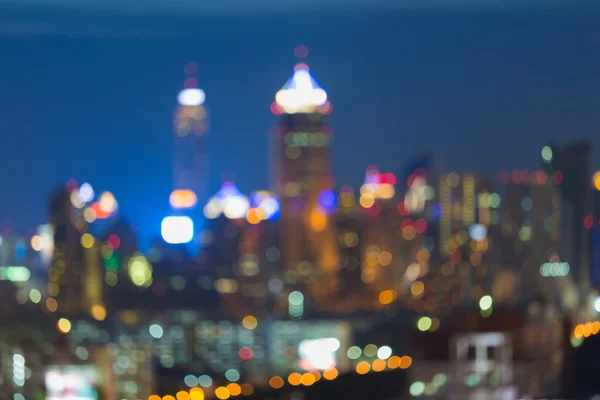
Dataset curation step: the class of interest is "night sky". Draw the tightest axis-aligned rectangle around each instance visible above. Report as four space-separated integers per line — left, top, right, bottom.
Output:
1 2 600 245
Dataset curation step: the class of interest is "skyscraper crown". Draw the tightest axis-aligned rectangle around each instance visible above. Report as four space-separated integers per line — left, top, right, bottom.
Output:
274 63 329 114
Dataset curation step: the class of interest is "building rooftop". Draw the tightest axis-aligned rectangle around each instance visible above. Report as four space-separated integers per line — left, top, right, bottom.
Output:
274 63 329 114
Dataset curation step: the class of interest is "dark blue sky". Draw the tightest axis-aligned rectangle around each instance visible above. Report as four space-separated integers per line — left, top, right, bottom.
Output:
1 4 600 243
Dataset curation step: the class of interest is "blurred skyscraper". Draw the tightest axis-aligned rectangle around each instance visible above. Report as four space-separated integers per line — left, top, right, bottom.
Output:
48 185 104 315
543 141 594 310
271 63 339 303
171 61 209 247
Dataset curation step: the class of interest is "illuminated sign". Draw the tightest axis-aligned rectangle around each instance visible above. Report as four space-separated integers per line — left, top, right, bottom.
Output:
298 338 341 370
45 365 99 400
161 216 194 244
540 262 570 277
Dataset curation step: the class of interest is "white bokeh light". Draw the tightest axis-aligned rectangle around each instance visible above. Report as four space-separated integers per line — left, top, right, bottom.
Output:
161 216 194 244
78 183 95 203
178 88 206 106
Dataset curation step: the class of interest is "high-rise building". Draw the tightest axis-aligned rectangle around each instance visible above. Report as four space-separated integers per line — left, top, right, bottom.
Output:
47 185 104 315
271 63 339 302
542 141 594 310
431 172 499 311
499 171 563 305
170 62 209 241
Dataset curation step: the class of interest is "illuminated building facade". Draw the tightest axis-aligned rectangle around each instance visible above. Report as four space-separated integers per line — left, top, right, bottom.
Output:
271 64 339 302
499 173 564 306
170 62 209 243
429 173 499 311
201 183 281 316
48 187 87 313
542 142 594 309
48 184 105 315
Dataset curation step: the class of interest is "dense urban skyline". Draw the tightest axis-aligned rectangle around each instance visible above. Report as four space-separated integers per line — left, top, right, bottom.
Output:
1 5 600 243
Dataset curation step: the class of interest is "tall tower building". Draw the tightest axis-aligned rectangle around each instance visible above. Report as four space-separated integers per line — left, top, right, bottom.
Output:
170 62 209 240
271 63 339 302
542 142 593 309
48 185 103 314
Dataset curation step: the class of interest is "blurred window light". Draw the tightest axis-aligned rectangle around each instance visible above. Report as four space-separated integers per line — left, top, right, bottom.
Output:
417 317 432 331
479 295 493 310
0 266 30 282
541 146 553 162
178 88 206 106
128 254 153 287
215 279 239 294
593 171 600 191
377 346 392 360
170 189 198 209
410 381 426 396
98 192 118 214
594 297 600 312
469 224 487 241
198 375 212 388
149 324 164 339
540 262 570 277
78 183 95 203
161 216 194 244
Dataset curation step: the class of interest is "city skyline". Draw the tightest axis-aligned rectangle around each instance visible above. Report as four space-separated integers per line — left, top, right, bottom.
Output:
2 8 600 243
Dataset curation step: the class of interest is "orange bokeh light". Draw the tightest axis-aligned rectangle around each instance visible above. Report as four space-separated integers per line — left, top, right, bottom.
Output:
170 190 198 209
399 356 413 369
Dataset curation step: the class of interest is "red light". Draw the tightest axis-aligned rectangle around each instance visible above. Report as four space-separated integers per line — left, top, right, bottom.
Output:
498 170 509 183
407 174 416 187
66 178 78 191
537 171 548 184
270 102 282 115
184 61 198 76
294 45 309 59
108 234 121 250
414 219 427 234
239 347 254 360
415 168 427 178
585 215 594 229
90 202 111 219
521 170 530 183
553 171 563 185
184 77 197 89
511 170 522 184
367 203 381 216
450 250 462 264
384 173 397 186
397 202 409 216
401 219 413 229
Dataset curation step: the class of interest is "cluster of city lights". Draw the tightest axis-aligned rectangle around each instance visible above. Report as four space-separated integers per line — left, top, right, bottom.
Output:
409 374 448 397
203 183 280 224
497 169 562 185
572 321 600 347
128 254 153 287
68 180 118 221
359 168 396 212
204 182 250 220
540 262 570 277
